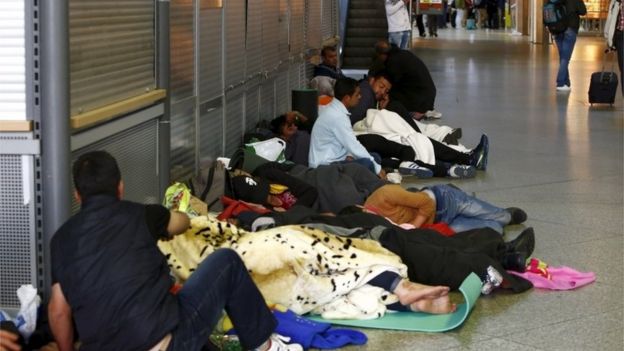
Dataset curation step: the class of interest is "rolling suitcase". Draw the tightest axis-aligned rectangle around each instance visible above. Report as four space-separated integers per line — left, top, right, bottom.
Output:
588 51 618 106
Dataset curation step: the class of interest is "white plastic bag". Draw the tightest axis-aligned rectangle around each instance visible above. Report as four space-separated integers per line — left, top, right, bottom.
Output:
245 137 286 162
16 285 40 339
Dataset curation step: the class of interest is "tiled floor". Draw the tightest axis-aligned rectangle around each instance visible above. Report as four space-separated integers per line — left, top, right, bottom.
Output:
326 28 623 350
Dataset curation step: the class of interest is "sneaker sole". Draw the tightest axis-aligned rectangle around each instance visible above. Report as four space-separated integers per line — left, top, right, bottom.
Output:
399 167 434 178
451 167 476 178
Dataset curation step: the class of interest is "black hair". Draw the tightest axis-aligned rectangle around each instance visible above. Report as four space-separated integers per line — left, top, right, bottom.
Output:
368 69 392 84
321 46 337 57
334 77 359 101
72 150 121 201
270 114 287 134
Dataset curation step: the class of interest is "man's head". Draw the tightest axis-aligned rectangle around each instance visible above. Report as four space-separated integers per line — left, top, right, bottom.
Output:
367 70 392 101
320 46 338 68
270 113 298 140
374 40 391 62
334 77 361 108
72 150 122 202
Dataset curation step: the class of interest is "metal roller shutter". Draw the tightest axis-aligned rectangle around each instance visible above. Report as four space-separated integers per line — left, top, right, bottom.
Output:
70 120 160 212
199 7 223 104
199 100 224 160
224 92 244 156
275 70 289 113
246 87 260 126
289 63 301 91
246 1 263 79
262 0 280 72
170 0 195 103
260 80 275 120
306 0 322 50
278 0 289 61
224 0 245 89
170 98 196 182
321 0 335 40
69 0 155 115
289 0 305 55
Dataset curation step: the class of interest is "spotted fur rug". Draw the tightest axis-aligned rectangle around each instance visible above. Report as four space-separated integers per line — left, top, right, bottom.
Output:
158 214 408 319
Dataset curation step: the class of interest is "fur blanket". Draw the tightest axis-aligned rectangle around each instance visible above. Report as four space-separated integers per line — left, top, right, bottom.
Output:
158 215 408 319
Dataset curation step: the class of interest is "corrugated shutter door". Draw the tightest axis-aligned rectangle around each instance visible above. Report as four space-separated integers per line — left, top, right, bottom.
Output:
289 0 305 55
260 80 275 120
246 87 260 126
225 93 244 156
278 0 289 61
170 0 195 103
199 7 223 103
224 0 245 89
306 0 322 50
0 0 26 120
246 1 263 79
69 0 156 115
289 63 300 91
262 0 280 72
199 101 224 160
321 0 334 40
170 99 196 182
275 70 289 113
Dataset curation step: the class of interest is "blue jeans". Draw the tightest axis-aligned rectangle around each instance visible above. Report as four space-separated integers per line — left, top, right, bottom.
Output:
430 185 511 234
168 249 276 351
554 28 578 87
388 30 410 49
335 157 377 174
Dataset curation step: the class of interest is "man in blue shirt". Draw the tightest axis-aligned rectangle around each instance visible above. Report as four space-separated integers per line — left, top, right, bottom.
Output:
309 78 386 179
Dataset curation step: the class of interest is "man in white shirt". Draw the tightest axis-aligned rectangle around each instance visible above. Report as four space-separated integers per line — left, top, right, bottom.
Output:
309 78 386 179
385 0 412 49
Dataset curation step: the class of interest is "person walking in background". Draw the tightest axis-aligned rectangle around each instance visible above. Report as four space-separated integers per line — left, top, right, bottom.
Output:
455 0 466 28
385 0 413 48
605 0 623 94
474 0 488 28
428 14 440 37
552 0 587 91
486 0 499 28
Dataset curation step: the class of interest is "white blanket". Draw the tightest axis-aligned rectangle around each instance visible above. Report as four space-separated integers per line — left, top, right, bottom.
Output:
353 109 436 164
158 215 408 319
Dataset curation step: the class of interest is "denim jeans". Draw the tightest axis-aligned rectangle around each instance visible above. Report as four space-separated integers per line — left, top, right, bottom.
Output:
554 28 578 87
388 30 410 49
168 249 276 351
430 184 510 234
335 157 377 174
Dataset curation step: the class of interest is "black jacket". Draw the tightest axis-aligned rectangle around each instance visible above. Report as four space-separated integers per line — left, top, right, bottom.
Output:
565 0 587 32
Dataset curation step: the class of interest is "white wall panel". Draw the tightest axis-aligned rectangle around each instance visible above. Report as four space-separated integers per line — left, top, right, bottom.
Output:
0 0 26 120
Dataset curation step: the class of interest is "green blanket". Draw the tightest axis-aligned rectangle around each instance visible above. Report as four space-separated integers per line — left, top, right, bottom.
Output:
307 272 482 332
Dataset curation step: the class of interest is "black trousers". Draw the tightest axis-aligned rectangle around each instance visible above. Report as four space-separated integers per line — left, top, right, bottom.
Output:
614 29 624 95
357 134 449 176
379 227 532 292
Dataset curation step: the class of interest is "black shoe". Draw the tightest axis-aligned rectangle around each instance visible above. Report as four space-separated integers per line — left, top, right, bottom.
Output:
469 134 489 170
506 207 527 225
505 227 535 256
502 252 528 272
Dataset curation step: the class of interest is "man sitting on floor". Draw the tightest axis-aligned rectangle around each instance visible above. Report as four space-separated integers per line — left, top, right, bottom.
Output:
309 77 386 179
48 151 303 351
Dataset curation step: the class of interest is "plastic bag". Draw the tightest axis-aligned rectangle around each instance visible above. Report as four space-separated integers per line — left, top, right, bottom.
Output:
245 137 286 162
0 284 41 340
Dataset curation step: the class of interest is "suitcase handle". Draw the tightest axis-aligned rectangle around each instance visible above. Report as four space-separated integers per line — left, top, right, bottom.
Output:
600 49 617 81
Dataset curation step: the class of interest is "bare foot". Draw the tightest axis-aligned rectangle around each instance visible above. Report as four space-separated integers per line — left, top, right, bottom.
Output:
411 294 457 314
393 279 450 306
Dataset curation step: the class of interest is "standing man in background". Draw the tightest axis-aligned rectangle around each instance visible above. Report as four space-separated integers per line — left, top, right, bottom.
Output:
385 0 412 49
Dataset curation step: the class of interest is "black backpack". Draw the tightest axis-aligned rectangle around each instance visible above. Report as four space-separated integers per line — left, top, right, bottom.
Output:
187 160 233 212
543 0 568 34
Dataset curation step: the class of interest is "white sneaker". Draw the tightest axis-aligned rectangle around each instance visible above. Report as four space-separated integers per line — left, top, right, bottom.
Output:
556 85 571 91
425 110 443 119
265 334 303 351
447 164 476 178
398 161 434 178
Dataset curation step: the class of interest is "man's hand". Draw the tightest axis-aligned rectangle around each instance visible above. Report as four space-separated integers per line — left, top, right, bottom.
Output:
378 169 387 180
0 330 21 351
379 94 390 109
